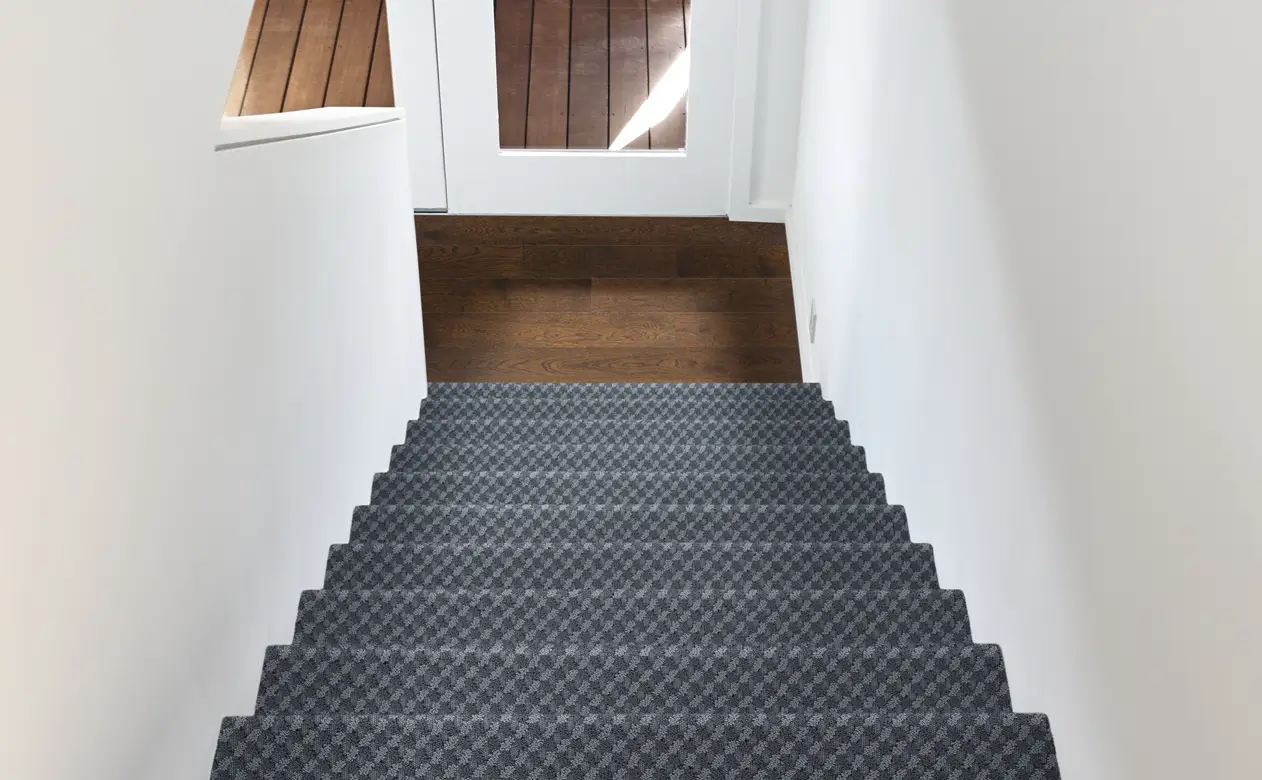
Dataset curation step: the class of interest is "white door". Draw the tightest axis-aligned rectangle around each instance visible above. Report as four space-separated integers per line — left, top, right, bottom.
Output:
432 0 737 215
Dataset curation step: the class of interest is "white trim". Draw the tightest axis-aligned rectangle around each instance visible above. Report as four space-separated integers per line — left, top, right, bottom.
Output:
784 206 817 383
385 0 448 211
727 0 765 222
729 200 788 223
217 108 403 149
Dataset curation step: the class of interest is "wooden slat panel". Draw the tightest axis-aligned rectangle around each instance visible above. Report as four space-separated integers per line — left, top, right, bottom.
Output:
225 0 270 116
325 0 380 106
415 215 788 246
495 0 534 148
526 0 572 148
422 279 593 313
590 279 794 313
675 246 792 278
568 2 609 148
424 312 801 348
365 5 394 106
646 0 687 149
609 1 649 150
427 347 802 383
283 0 344 111
241 0 307 115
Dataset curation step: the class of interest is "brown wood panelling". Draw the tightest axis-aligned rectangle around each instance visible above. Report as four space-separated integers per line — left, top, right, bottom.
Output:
609 1 650 150
324 0 381 106
241 0 307 115
495 0 534 148
416 216 801 383
415 216 787 246
364 5 394 107
228 0 391 115
526 0 572 148
225 0 270 116
282 0 343 111
646 0 687 149
427 347 801 383
568 2 611 149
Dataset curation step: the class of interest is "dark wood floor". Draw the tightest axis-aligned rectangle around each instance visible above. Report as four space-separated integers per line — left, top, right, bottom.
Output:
417 216 801 383
496 0 690 150
226 0 393 116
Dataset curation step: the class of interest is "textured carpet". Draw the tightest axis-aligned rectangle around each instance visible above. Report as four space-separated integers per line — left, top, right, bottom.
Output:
210 382 1061 779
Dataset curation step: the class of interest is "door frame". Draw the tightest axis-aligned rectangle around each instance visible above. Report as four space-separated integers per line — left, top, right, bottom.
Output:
431 0 738 216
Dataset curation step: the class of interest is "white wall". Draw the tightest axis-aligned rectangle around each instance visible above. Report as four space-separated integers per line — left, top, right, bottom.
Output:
790 2 1262 778
0 4 425 777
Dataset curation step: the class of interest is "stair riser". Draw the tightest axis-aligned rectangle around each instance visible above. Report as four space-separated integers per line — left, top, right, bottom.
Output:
370 472 886 505
389 444 868 472
427 382 825 402
418 398 836 422
294 591 974 647
405 420 852 447
213 715 1059 780
255 646 1011 715
324 544 937 590
350 505 911 544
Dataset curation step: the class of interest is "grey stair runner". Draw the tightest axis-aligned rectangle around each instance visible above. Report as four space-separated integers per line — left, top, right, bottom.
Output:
210 382 1061 779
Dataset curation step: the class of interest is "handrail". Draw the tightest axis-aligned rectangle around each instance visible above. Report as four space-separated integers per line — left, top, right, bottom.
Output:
216 107 405 151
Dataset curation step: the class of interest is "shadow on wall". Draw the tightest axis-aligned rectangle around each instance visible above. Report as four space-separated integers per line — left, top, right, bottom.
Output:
791 2 1262 779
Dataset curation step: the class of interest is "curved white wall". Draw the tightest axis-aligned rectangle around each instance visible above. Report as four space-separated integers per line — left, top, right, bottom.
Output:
789 2 1262 778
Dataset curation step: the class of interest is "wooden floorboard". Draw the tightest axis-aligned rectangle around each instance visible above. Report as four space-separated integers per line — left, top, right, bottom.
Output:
282 0 343 111
415 216 787 246
241 0 307 115
495 0 534 148
646 0 687 149
526 0 572 148
609 1 650 150
416 216 801 383
364 6 394 107
568 1 610 148
225 0 270 116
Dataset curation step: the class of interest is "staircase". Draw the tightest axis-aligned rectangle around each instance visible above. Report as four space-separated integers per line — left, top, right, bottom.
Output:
210 382 1061 779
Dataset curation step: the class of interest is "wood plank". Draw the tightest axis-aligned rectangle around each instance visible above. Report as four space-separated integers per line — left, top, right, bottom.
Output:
590 279 794 313
609 1 650 149
324 0 380 106
420 246 676 280
495 0 534 148
526 0 572 148
241 0 308 115
364 5 394 107
422 279 593 313
567 2 609 148
225 0 270 116
415 215 788 246
675 246 792 278
427 346 802 383
646 0 687 149
282 0 344 111
424 312 800 348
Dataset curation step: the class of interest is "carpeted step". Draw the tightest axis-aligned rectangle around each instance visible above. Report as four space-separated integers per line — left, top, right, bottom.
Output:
293 589 972 647
370 470 886 505
212 712 1060 780
417 396 836 422
426 381 825 401
389 443 867 472
254 644 1012 715
349 505 911 545
404 418 851 447
323 543 937 590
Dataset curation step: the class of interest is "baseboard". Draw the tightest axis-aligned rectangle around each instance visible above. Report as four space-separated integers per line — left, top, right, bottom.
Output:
728 201 789 224
783 208 818 383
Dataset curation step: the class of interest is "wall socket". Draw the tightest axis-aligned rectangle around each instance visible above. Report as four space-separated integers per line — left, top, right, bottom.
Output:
808 299 817 344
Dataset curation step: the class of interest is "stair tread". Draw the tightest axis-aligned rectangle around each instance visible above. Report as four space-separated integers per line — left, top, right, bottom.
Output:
350 504 911 544
212 712 1059 780
404 418 852 446
389 443 868 471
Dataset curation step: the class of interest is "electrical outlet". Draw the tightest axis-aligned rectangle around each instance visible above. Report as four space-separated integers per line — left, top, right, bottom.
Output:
809 299 817 344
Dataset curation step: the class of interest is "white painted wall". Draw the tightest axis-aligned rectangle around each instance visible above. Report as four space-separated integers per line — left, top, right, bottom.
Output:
0 5 425 778
385 0 449 210
789 2 1262 778
730 0 807 222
